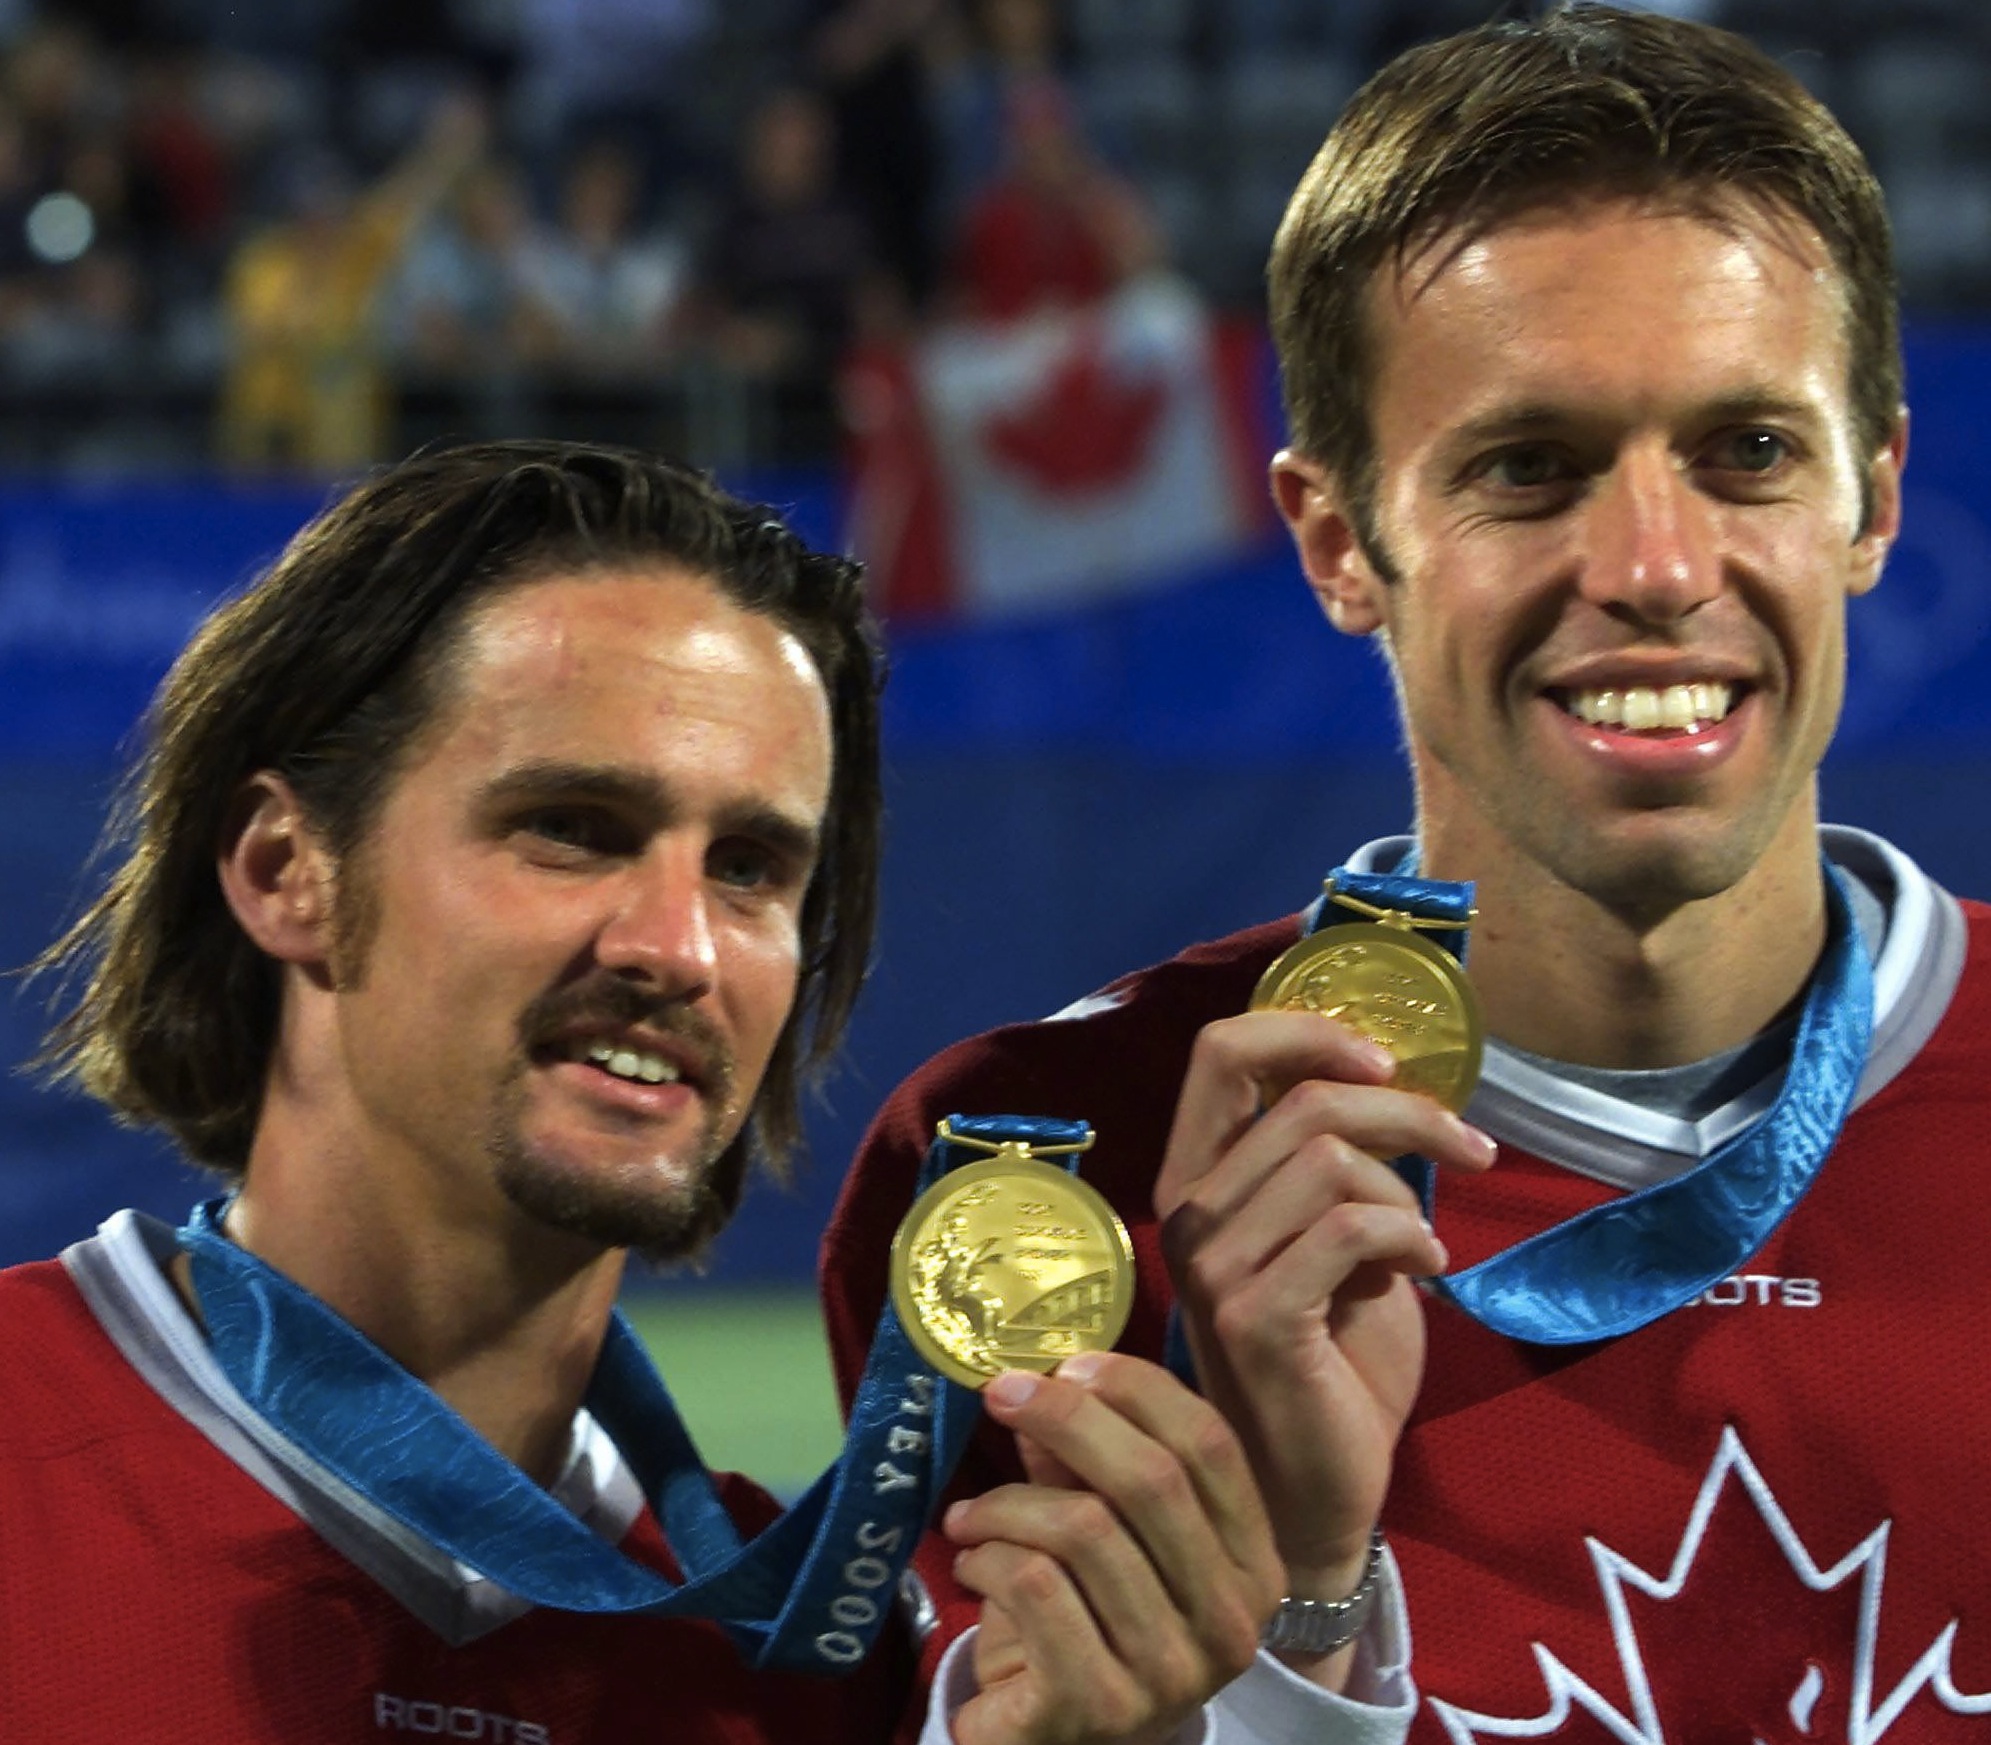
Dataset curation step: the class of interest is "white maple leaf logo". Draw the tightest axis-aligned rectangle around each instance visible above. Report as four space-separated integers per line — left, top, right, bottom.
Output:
1429 1425 1991 1744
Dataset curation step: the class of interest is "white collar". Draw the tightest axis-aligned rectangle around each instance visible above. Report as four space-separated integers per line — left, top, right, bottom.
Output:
62 1208 646 1643
1342 827 1966 1190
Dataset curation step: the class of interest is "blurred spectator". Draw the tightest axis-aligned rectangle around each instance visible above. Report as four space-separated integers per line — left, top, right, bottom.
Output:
931 0 1077 227
808 0 945 309
0 99 48 346
4 242 140 378
218 93 484 472
37 0 163 49
512 139 686 373
389 157 550 373
0 96 29 257
7 20 103 188
334 0 484 69
145 0 341 60
693 86 879 384
946 78 1162 321
512 0 710 201
124 49 233 261
0 0 1977 471
0 25 154 384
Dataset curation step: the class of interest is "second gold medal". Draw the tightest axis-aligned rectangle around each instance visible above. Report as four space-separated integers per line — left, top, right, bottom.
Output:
889 1125 1135 1391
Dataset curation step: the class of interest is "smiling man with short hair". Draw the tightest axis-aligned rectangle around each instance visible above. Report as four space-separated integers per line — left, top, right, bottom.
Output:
824 7 1991 1736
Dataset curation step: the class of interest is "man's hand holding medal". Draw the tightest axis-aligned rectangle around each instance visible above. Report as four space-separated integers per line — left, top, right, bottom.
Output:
889 1125 1284 1742
941 1352 1286 1745
1151 890 1499 1685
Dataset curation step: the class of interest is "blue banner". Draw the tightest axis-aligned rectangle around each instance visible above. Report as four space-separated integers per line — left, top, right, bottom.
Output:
4 329 1990 761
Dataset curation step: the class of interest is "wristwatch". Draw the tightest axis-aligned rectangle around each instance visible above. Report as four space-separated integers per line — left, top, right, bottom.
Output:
1259 1531 1386 1658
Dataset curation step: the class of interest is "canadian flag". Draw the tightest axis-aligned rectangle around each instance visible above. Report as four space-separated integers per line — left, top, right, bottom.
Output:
842 275 1272 620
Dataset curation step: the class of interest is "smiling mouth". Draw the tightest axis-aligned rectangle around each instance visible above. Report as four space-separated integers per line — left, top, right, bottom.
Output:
562 1037 685 1086
1553 681 1739 734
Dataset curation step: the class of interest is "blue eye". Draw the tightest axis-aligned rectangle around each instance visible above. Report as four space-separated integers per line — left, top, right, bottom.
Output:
1714 429 1790 473
710 840 774 889
1484 446 1571 490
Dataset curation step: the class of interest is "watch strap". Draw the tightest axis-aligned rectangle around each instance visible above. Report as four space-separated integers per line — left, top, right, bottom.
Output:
1258 1530 1386 1659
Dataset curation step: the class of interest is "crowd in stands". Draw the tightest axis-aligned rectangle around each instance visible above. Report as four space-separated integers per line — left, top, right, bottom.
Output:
2 0 1989 471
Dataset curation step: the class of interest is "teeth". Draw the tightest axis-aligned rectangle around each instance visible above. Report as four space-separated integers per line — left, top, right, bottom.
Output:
1658 687 1697 729
1564 682 1733 732
581 1041 681 1084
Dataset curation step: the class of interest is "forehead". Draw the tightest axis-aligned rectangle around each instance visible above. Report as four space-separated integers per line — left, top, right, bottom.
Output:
1369 194 1850 430
415 564 832 805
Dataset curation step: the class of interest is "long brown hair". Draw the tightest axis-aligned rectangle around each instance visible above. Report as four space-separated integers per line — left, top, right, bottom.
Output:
33 441 885 1204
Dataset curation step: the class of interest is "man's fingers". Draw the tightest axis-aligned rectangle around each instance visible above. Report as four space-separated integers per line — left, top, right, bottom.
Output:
1193 1076 1496 1223
1157 1010 1395 1206
1209 1203 1441 1356
950 1470 1264 1742
1258 1076 1495 1185
961 1368 1233 1615
967 1358 1284 1627
1156 1011 1496 1215
1173 1135 1447 1304
950 1540 1151 1745
948 1481 1182 1674
971 1597 1029 1689
1014 1429 1084 1491
1048 1352 1284 1602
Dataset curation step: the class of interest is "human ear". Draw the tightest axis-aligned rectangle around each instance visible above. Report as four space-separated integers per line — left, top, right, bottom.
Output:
1847 410 1908 597
216 773 337 967
1270 449 1390 636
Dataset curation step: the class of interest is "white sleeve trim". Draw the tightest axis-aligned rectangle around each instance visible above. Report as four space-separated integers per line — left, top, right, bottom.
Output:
1211 1543 1415 1744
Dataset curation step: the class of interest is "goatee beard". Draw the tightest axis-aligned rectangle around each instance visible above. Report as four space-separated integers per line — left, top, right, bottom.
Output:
493 975 748 1264
492 1127 742 1266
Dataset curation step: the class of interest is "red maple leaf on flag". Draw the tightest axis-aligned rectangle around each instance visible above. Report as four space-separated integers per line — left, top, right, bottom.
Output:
979 327 1168 499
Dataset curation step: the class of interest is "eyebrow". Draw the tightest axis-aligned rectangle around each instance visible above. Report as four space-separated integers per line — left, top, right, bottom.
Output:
1447 388 1828 450
1696 390 1827 428
477 761 823 864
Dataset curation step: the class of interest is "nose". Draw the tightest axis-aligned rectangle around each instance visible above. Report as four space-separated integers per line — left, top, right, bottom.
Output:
1577 445 1722 626
595 842 717 998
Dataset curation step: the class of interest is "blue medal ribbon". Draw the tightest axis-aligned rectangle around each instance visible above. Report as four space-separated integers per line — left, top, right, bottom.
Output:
1423 862 1872 1343
1302 868 1479 938
177 1112 1087 1672
1165 857 1871 1371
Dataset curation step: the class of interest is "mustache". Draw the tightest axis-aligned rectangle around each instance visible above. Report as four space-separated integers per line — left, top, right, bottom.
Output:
517 973 738 1107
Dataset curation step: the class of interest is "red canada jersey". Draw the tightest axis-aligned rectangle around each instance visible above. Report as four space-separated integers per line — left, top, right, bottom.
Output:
0 1221 910 1744
822 829 1991 1739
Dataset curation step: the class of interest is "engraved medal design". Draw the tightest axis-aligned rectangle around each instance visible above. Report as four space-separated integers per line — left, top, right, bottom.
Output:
889 1133 1135 1392
1250 905 1484 1112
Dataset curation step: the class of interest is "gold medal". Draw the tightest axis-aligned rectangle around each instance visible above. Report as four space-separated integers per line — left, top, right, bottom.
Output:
889 1126 1135 1391
1249 888 1484 1112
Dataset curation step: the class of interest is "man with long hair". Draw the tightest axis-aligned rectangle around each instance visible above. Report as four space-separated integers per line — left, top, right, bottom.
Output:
4 440 1286 1744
